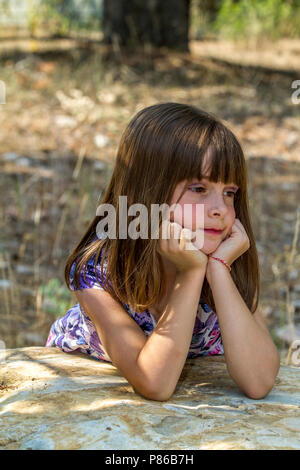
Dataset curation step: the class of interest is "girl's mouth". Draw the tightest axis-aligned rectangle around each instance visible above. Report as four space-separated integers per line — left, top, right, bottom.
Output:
204 229 223 235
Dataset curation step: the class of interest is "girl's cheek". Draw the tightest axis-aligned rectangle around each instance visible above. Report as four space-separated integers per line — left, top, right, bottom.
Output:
172 203 195 229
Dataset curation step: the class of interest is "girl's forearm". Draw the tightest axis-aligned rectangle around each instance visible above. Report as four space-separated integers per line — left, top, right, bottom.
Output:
206 259 280 399
137 268 206 401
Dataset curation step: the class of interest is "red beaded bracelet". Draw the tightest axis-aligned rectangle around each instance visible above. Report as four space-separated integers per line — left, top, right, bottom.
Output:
208 255 232 272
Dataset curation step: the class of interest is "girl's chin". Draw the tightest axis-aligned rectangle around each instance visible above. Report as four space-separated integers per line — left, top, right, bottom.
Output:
201 248 217 255
193 240 221 255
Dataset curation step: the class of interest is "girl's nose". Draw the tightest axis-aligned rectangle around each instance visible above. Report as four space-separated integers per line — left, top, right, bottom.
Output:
207 194 228 217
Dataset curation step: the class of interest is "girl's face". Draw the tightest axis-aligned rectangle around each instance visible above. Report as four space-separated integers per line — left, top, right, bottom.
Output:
169 175 239 254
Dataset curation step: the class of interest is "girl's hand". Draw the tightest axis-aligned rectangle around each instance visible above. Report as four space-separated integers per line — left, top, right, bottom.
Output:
157 221 208 274
208 218 250 267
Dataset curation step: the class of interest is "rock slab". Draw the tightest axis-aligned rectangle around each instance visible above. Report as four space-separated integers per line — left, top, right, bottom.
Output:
0 347 300 450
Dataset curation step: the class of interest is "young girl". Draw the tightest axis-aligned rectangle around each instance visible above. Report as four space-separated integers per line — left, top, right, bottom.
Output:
46 102 280 401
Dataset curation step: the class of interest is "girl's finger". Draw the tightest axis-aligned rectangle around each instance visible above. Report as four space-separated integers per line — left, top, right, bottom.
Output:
234 219 243 229
169 222 181 251
232 219 245 234
181 228 196 251
179 228 186 251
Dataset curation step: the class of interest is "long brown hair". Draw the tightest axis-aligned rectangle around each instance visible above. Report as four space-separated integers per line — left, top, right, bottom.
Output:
65 102 259 314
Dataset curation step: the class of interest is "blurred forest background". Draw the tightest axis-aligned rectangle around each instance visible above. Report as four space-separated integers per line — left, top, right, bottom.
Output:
0 0 299 365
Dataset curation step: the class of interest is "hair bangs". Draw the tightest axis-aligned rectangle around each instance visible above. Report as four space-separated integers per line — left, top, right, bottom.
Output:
197 123 246 189
164 116 215 203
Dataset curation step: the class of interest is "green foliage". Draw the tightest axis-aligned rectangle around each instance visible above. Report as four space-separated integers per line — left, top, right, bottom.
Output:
27 0 102 37
213 0 300 40
28 0 70 37
0 0 10 14
41 277 72 317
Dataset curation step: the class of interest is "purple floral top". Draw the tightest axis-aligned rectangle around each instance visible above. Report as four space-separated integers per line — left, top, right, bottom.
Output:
46 245 224 362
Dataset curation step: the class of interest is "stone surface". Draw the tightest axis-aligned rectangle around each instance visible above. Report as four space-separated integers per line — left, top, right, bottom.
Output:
0 347 300 450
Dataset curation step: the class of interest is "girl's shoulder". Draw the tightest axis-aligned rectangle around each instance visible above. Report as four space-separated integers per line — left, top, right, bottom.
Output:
69 235 108 291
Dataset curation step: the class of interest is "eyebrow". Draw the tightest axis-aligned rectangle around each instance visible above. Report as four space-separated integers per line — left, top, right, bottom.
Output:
189 179 239 190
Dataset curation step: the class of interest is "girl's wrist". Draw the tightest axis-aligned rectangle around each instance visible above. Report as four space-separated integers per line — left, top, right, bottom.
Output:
177 265 207 279
206 256 231 283
208 255 232 272
176 266 207 287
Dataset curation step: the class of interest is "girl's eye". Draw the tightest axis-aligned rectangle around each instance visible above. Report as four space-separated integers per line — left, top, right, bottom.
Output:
225 191 236 198
189 187 236 198
189 187 205 193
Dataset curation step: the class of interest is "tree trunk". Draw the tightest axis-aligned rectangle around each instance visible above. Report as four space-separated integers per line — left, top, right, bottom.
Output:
102 0 191 52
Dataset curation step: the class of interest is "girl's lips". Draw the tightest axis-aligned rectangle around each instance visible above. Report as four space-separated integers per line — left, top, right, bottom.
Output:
204 229 223 235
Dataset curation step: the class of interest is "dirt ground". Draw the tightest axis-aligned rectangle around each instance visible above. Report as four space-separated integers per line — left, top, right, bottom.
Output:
0 37 299 364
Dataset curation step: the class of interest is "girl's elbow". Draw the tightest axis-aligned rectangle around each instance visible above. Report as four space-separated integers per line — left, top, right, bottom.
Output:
132 382 174 402
244 389 268 400
244 380 275 400
143 385 174 402
245 359 280 400
150 389 174 402
135 389 173 402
